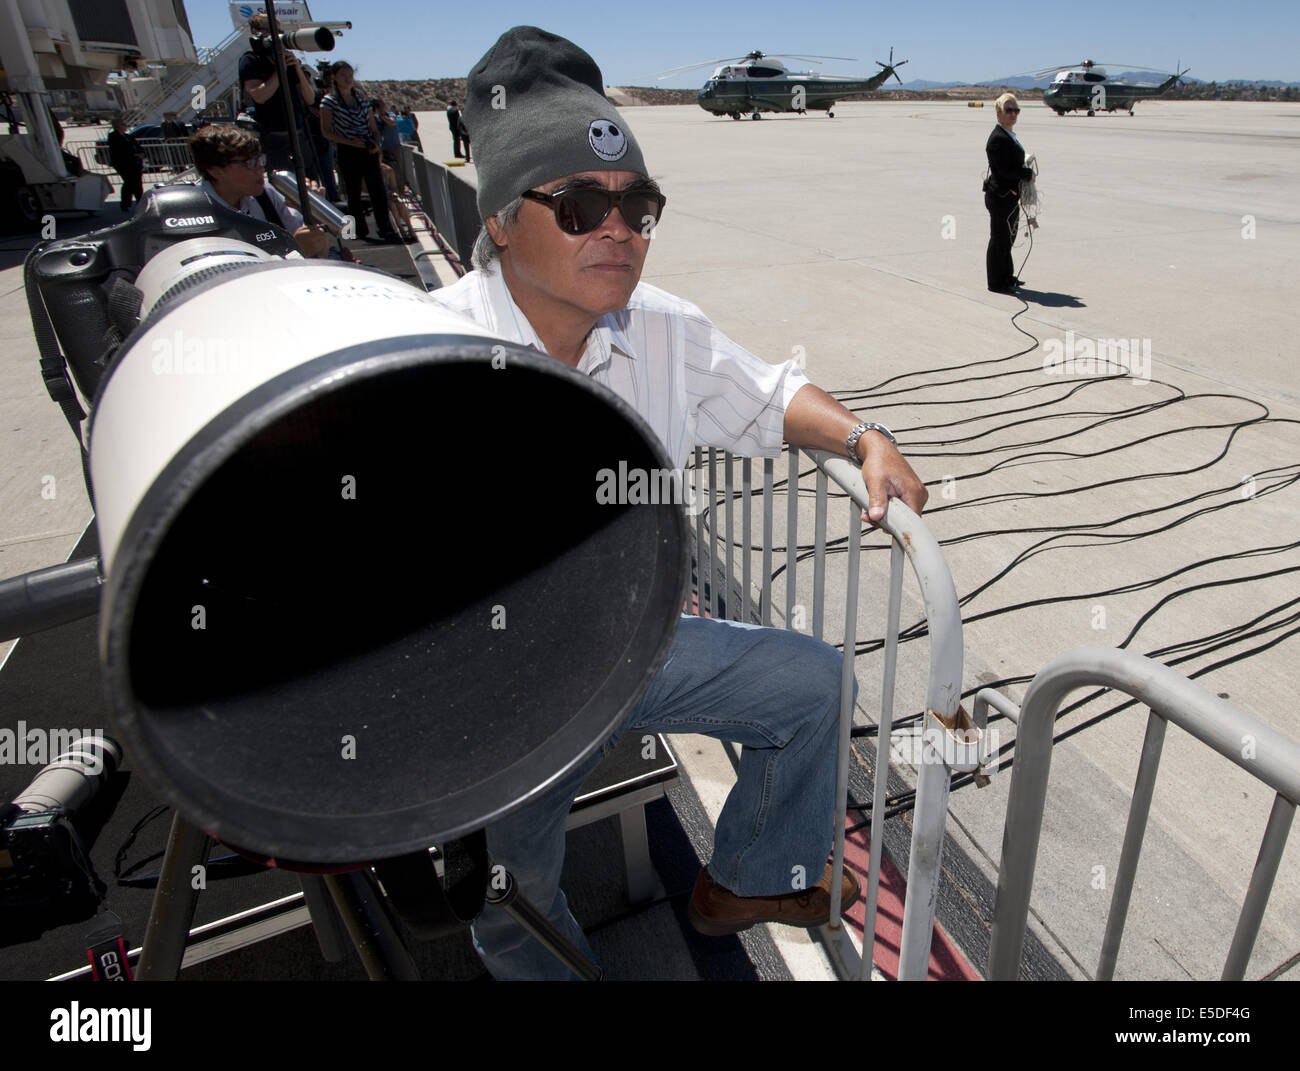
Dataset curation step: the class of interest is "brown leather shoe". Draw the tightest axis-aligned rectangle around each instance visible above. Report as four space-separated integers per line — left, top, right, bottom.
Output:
688 862 861 936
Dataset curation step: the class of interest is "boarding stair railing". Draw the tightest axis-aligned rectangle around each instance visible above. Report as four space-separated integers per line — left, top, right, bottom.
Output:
982 647 1300 980
688 445 980 980
120 27 249 127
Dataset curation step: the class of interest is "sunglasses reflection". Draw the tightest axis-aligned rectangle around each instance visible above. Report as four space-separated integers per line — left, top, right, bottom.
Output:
522 184 667 235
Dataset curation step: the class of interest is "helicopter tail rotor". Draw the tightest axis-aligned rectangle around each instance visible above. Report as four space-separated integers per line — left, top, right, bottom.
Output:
875 46 909 84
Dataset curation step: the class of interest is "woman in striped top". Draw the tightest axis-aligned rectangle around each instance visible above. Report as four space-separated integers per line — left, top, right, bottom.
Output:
320 61 398 241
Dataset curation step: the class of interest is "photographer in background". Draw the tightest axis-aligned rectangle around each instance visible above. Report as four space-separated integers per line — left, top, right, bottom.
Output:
238 11 318 176
189 125 329 258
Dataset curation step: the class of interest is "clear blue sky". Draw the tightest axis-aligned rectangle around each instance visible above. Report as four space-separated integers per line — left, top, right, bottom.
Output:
191 0 1300 85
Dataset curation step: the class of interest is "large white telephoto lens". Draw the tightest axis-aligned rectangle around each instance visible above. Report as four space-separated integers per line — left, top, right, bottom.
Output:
91 251 687 866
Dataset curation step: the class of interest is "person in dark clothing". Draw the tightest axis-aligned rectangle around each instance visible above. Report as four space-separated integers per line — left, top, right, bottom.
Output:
307 82 341 201
458 112 470 163
238 11 318 176
446 99 463 157
161 111 187 139
49 106 83 175
319 61 400 242
107 117 144 213
983 92 1035 294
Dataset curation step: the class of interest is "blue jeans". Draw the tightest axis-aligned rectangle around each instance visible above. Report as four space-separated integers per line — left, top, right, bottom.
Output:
470 614 850 980
315 138 340 202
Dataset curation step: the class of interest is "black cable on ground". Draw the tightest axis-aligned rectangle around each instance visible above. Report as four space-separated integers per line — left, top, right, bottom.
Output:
691 208 1298 826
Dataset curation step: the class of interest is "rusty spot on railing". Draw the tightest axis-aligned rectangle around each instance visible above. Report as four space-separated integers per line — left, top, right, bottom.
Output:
928 702 973 733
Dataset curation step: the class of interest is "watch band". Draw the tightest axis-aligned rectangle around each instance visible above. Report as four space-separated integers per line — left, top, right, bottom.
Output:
845 421 896 463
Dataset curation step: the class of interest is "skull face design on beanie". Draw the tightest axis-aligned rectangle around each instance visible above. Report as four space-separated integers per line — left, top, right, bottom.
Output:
465 26 648 221
588 119 627 161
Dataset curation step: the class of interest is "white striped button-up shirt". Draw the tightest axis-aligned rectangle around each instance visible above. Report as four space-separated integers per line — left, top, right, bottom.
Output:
427 268 810 469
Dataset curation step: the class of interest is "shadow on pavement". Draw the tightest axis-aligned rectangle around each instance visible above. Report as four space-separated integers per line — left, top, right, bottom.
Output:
1016 287 1086 308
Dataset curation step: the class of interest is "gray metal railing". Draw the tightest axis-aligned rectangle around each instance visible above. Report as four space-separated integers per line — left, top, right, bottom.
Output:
983 646 1300 980
397 144 478 270
70 137 194 180
689 446 974 980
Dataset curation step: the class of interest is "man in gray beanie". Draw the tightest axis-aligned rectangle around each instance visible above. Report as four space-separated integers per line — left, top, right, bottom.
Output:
429 26 928 980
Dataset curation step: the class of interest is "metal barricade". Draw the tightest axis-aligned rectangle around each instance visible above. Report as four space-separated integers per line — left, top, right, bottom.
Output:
397 145 480 269
688 446 972 980
70 137 194 181
983 647 1300 980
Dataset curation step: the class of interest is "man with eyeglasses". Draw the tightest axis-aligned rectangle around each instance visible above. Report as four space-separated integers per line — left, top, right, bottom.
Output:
430 26 927 980
984 92 1034 293
189 125 329 258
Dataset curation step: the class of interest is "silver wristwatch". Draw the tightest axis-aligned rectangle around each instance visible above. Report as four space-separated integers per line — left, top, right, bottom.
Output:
845 421 896 463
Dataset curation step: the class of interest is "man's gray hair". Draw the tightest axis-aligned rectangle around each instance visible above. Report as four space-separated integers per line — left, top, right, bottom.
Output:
470 195 522 272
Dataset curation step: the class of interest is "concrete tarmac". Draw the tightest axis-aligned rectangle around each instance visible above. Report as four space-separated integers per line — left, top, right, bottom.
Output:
2 101 1296 980
620 99 1299 980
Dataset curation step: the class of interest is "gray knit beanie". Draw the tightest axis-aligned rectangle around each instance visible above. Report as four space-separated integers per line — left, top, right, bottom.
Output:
465 26 648 221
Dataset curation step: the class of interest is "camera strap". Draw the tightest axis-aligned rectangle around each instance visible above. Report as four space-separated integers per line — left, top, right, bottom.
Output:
255 190 286 230
84 911 134 981
24 242 91 493
371 831 490 939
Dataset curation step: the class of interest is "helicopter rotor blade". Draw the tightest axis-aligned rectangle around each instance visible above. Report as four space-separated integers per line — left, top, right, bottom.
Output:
656 51 858 80
1087 61 1175 71
760 54 857 65
767 54 857 61
1028 63 1088 78
655 56 759 79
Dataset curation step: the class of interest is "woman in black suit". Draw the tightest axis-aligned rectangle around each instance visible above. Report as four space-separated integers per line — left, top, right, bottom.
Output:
984 93 1034 293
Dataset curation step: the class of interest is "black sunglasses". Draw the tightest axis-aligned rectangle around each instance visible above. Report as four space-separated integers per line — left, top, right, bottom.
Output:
520 184 667 235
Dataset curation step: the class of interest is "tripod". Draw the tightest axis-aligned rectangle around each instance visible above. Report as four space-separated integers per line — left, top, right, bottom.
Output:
133 811 601 981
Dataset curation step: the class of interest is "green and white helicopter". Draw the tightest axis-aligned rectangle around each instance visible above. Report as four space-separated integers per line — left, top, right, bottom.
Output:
1035 60 1190 115
661 48 909 119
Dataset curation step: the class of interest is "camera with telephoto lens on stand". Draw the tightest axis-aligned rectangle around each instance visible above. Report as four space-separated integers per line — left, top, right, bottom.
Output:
11 127 688 976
